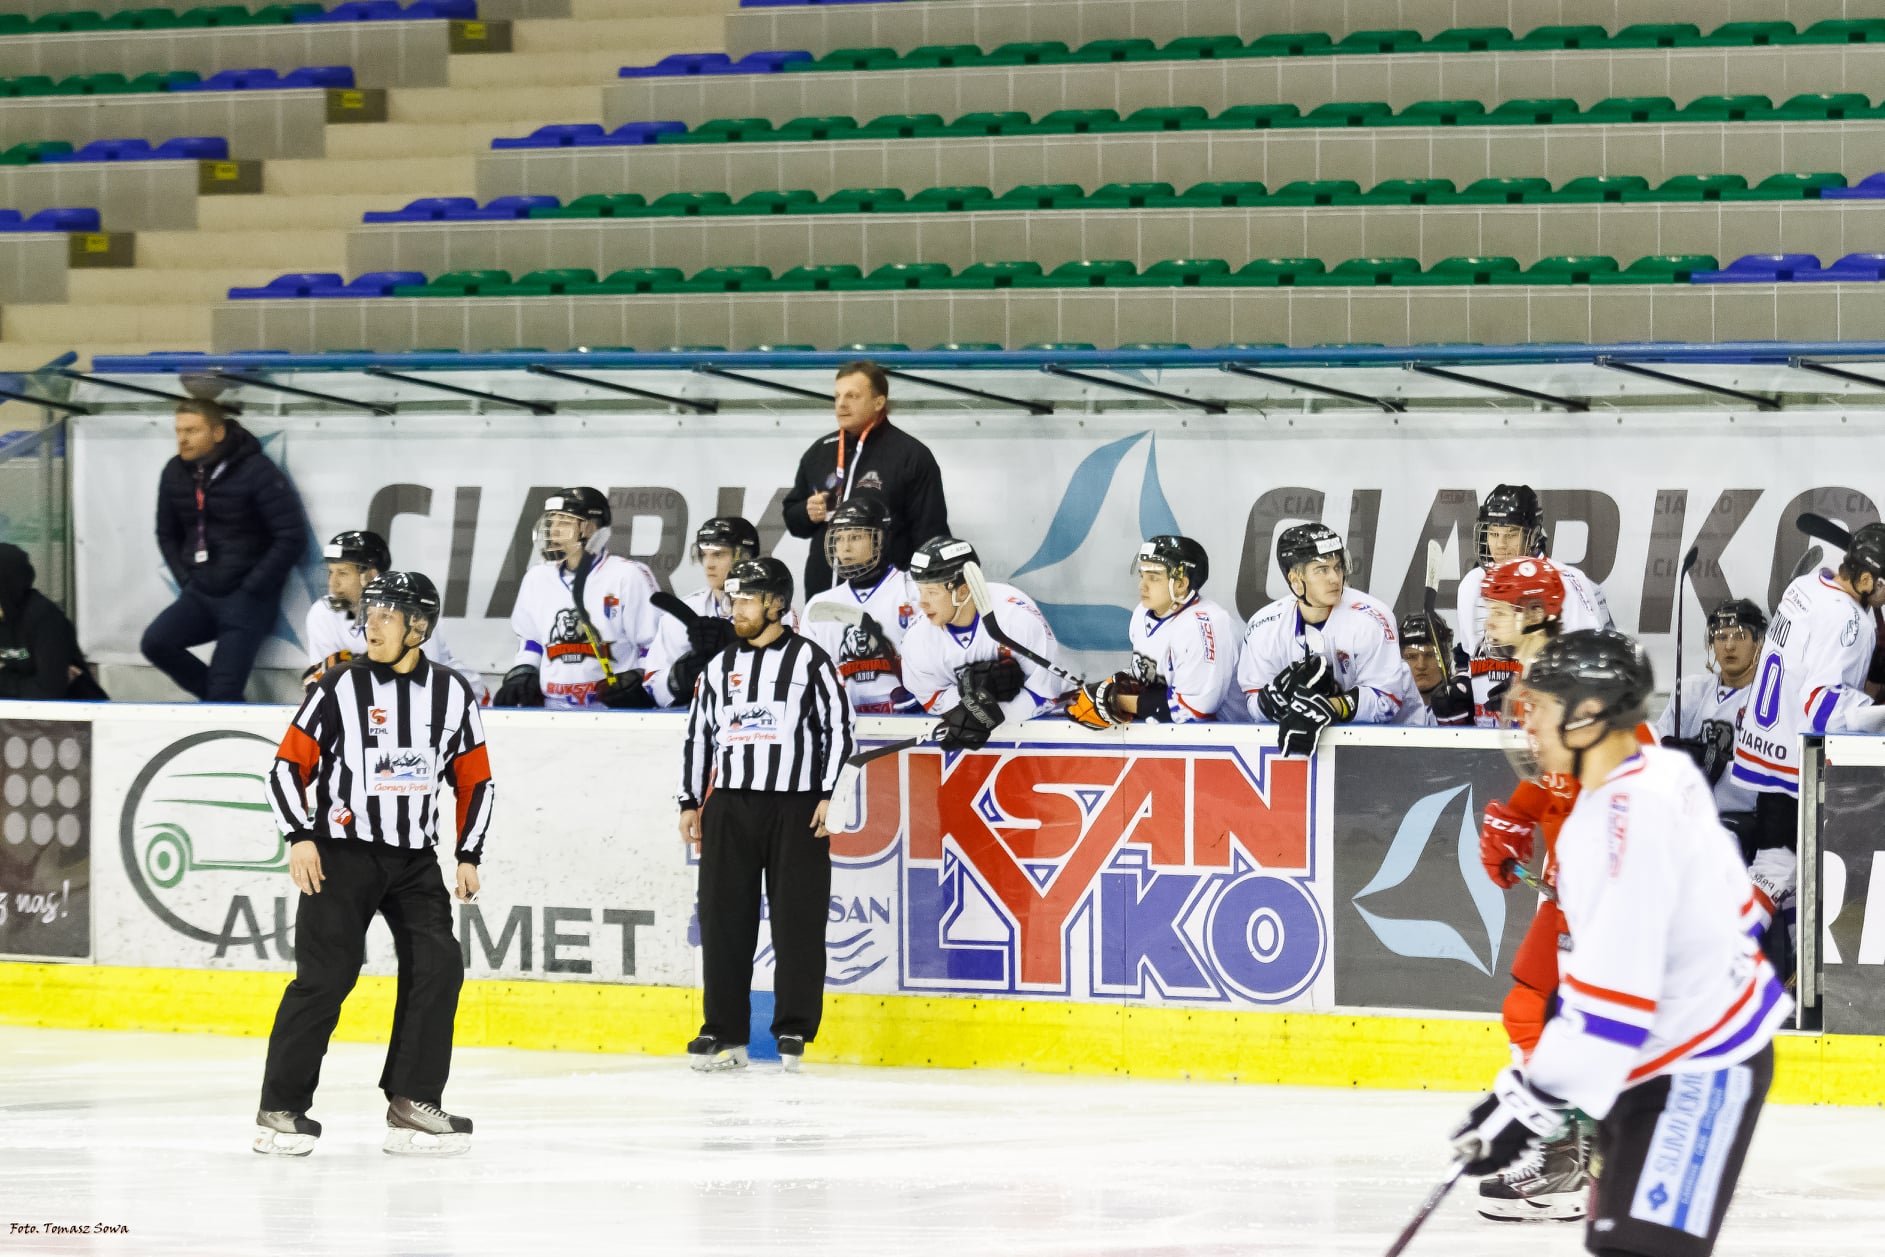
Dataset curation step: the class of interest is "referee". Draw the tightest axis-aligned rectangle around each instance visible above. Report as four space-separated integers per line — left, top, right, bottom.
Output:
254 571 494 1157
678 556 855 1072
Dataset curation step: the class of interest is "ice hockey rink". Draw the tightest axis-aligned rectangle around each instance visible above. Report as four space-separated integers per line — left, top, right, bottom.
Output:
2 1026 1880 1256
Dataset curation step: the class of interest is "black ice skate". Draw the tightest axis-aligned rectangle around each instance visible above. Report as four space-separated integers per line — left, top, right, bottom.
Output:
383 1096 473 1157
687 1035 749 1072
776 1034 805 1073
252 1109 321 1157
1477 1125 1589 1221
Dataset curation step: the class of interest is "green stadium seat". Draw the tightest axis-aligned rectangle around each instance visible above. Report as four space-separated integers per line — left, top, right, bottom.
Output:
773 265 867 291
653 345 728 353
1303 101 1395 128
1069 38 1159 63
776 116 859 141
1210 103 1304 130
1334 29 1423 55
1609 23 1701 49
1392 101 1486 127
0 15 27 34
807 48 898 72
853 262 955 290
1774 93 1877 121
1351 178 1457 204
490 268 600 296
673 266 774 293
392 270 512 297
993 184 1087 210
30 11 106 33
531 194 647 219
1114 106 1211 132
1023 343 1098 352
951 261 1046 288
1625 174 1748 202
55 74 132 96
896 185 996 213
1513 25 1610 50
840 343 911 353
128 71 198 93
854 113 947 139
660 118 772 144
1794 19 1885 43
1019 260 1138 287
982 41 1073 66
254 4 325 20
10 78 59 98
1245 33 1334 57
937 112 1032 138
1111 258 1233 287
1582 96 1677 124
709 190 818 216
1201 258 1327 287
1160 35 1245 59
0 141 73 165
1700 20 1795 46
1452 177 1553 204
1587 254 1719 284
1671 95 1775 123
1118 343 1192 350
1268 179 1363 206
931 342 1003 351
1484 98 1583 126
1031 108 1121 134
814 187 908 213
1217 342 1290 350
592 267 686 294
645 191 735 216
898 45 984 70
1169 180 1270 207
180 6 259 27
750 344 818 352
1396 256 1522 286
1299 257 1423 286
1722 172 1849 200
1537 176 1651 204
1492 256 1623 285
1084 182 1179 209
102 8 182 30
1425 26 1515 52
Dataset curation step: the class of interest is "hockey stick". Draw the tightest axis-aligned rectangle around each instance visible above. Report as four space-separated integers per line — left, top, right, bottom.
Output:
568 552 620 685
651 590 703 629
1501 859 1559 903
1383 1159 1468 1257
807 602 865 625
960 560 1088 690
828 726 945 829
1672 544 1700 738
1423 540 1451 679
1798 511 1853 550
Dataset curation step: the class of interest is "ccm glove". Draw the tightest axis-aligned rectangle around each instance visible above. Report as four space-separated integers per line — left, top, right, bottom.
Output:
686 616 736 659
1428 674 1474 726
938 689 1004 751
1478 798 1536 889
494 664 544 708
1452 1068 1571 1176
1275 690 1354 758
598 668 657 710
958 656 1025 704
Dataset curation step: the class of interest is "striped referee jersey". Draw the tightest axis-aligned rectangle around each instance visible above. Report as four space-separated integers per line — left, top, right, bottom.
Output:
268 655 494 863
680 629 855 805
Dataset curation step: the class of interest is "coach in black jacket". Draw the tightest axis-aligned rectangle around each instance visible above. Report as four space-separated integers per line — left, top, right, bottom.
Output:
782 360 949 596
141 399 306 702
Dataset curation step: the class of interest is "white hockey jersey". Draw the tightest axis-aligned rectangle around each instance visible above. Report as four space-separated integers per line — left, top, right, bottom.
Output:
641 586 732 707
1237 590 1422 725
1731 569 1876 798
1526 746 1790 1119
901 581 1069 721
1128 594 1242 722
1456 560 1611 654
303 600 489 703
802 567 922 715
1653 674 1757 813
509 554 660 710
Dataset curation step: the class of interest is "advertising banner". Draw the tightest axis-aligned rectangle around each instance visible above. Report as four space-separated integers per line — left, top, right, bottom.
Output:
0 717 90 960
1817 761 1885 1034
69 409 1882 691
1330 740 1537 1014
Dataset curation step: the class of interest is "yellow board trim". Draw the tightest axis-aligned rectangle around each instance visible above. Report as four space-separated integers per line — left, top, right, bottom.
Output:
2 962 1878 1104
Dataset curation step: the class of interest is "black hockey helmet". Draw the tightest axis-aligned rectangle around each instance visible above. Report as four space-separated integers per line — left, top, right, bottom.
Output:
1476 484 1546 568
543 486 610 526
1136 535 1209 591
1275 522 1347 578
323 529 390 572
725 557 793 614
908 535 979 586
360 571 441 645
1398 612 1453 653
825 494 893 583
693 515 760 561
1523 628 1654 736
1843 522 1885 584
1707 598 1768 639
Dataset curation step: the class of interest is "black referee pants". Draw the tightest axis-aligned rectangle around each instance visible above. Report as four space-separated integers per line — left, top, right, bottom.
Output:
259 838 464 1113
697 789 831 1045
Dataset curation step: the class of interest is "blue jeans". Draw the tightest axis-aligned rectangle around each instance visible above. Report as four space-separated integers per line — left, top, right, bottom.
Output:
140 585 276 702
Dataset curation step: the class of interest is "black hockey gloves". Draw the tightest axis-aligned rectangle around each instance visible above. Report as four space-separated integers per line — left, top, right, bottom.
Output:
1258 656 1357 756
1662 719 1735 785
597 669 657 709
494 664 544 707
957 656 1024 704
1452 1068 1571 1176
938 686 1005 751
686 616 736 659
1427 673 1474 726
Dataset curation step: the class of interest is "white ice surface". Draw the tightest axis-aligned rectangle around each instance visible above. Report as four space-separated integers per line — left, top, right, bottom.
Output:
1 1026 1881 1256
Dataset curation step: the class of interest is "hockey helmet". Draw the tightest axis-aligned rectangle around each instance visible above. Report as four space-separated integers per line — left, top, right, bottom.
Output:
535 487 611 561
908 535 979 587
1843 522 1885 584
1397 612 1454 654
1476 484 1546 568
1482 557 1566 619
693 515 760 562
360 571 441 646
1136 535 1209 592
824 494 893 583
1522 629 1654 735
323 530 390 573
1707 598 1768 640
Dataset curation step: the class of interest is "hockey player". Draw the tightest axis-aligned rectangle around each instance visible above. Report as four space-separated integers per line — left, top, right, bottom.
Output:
1237 523 1422 755
1453 630 1789 1257
802 495 922 714
1455 484 1610 654
641 516 757 707
1731 524 1885 982
1470 556 1568 726
494 488 660 710
304 530 487 702
1067 535 1241 727
1655 598 1764 823
900 536 1068 749
1398 612 1473 726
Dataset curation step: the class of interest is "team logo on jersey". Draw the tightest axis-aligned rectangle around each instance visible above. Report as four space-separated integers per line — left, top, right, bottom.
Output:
545 608 596 656
604 594 620 617
855 470 884 493
369 707 388 728
898 603 914 628
1843 615 1860 647
330 803 353 827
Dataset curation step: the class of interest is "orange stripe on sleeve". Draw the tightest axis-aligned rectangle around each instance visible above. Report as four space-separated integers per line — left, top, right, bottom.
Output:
277 725 321 785
453 743 491 840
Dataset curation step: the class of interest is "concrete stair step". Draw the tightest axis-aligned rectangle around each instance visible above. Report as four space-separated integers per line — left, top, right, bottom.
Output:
448 48 658 91
324 120 524 160
136 228 348 271
265 155 477 197
67 269 290 305
511 16 723 56
391 84 601 124
568 0 733 19
7 303 213 344
197 194 399 231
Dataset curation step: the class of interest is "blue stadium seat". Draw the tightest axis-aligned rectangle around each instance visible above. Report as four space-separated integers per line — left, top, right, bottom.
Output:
619 53 734 77
403 0 477 17
306 271 428 297
152 136 230 159
599 120 687 145
0 211 20 229
23 207 103 232
279 66 356 89
1803 252 1885 281
734 50 813 72
229 272 345 299
457 195 560 219
490 123 606 149
49 138 154 162
300 2 403 20
1822 173 1885 199
362 196 479 223
176 67 281 91
1690 253 1822 282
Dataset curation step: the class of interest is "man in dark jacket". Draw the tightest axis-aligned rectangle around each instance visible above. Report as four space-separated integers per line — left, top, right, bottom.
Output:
141 399 306 702
0 544 100 700
782 360 950 597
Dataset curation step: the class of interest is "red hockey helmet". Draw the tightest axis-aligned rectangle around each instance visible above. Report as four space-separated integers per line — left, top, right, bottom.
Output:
1482 557 1566 618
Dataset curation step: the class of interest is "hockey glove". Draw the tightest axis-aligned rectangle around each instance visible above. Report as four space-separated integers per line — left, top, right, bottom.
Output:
1427 674 1474 726
1258 655 1344 724
494 664 544 708
666 653 707 705
1275 692 1337 757
938 688 1004 751
598 668 657 710
958 656 1025 704
1479 798 1535 889
686 616 736 659
1452 1068 1570 1176
1067 677 1126 730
